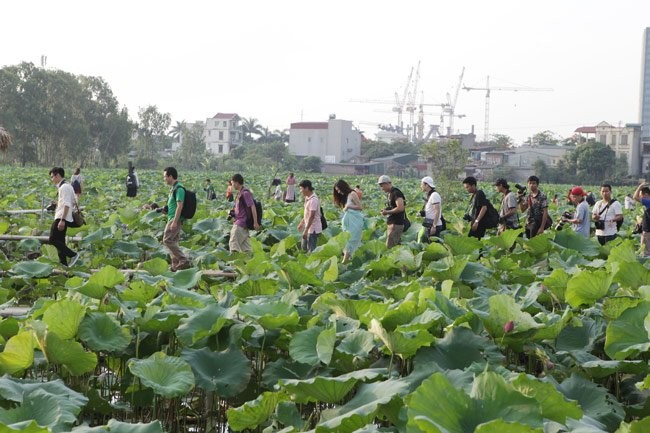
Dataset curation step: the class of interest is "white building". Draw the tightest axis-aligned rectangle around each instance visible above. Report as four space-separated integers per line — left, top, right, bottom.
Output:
575 121 643 175
289 117 361 163
204 113 242 155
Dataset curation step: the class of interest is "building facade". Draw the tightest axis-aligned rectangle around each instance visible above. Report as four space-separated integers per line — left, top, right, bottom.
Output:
594 121 642 175
288 117 361 163
204 113 242 155
641 28 650 173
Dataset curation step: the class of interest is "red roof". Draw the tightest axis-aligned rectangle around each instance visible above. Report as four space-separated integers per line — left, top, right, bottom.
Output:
290 122 328 130
575 126 596 133
213 113 238 119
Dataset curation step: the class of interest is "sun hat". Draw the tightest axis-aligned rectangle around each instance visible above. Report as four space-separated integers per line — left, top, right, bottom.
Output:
377 175 391 185
421 176 436 189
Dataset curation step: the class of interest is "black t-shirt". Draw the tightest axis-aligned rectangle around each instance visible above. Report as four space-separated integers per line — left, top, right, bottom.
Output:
386 187 406 225
470 190 489 221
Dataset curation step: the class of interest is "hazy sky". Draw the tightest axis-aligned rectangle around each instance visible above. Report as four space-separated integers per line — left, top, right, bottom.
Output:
3 0 649 144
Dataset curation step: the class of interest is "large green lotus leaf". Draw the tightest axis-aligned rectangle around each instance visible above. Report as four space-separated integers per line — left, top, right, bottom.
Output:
281 261 323 288
289 327 324 365
9 262 53 278
311 294 389 325
322 256 338 283
176 304 236 346
444 235 482 256
121 281 161 306
406 372 542 433
565 269 612 308
542 268 570 303
556 316 605 353
615 417 650 433
604 301 650 360
414 326 503 371
0 388 80 432
42 299 86 340
40 244 60 263
16 239 41 253
317 379 410 433
424 256 469 282
279 369 387 404
0 376 88 408
337 330 376 358
261 359 317 389
603 297 643 321
167 268 202 290
239 302 299 330
0 317 19 340
111 241 141 258
0 331 35 375
0 219 9 235
128 352 194 398
136 307 182 333
141 257 169 276
0 420 52 432
78 265 125 299
80 227 113 246
45 332 97 376
553 229 600 257
485 228 524 250
118 207 141 225
581 359 646 378
511 374 582 423
316 326 336 365
607 239 639 265
380 301 418 331
180 347 251 397
227 391 288 432
77 312 131 353
613 261 650 289
522 232 553 255
474 420 541 433
557 374 624 431
531 308 573 341
477 294 542 340
369 319 434 358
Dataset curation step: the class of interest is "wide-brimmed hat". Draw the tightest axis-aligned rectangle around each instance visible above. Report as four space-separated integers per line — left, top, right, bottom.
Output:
377 175 391 185
421 176 436 189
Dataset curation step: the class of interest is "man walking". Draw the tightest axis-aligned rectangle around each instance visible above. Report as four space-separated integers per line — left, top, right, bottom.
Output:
229 173 259 253
48 167 79 267
633 182 650 256
378 175 407 248
462 176 496 240
162 167 190 271
518 175 550 238
564 186 590 238
592 184 623 245
495 178 519 233
297 179 322 252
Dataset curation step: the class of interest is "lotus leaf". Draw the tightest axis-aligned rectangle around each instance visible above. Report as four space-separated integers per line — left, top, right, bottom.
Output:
565 269 612 308
604 301 650 360
141 257 169 276
337 330 376 359
180 347 252 397
77 312 131 352
0 388 81 433
0 331 35 375
9 262 52 279
128 352 194 398
557 374 624 431
175 303 236 346
227 391 289 432
166 267 202 290
42 299 86 340
45 332 97 376
279 368 387 403
238 301 299 330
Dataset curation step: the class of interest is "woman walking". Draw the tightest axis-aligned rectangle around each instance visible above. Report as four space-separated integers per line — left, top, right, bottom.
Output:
333 179 364 262
285 172 296 202
419 176 444 243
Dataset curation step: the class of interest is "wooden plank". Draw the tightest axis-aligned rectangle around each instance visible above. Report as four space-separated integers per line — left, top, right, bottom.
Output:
0 235 83 242
3 207 85 215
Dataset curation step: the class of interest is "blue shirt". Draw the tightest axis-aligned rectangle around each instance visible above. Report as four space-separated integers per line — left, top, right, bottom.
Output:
573 200 590 238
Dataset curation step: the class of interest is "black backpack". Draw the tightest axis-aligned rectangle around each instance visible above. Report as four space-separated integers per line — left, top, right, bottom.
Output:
126 173 136 188
320 206 327 230
174 186 197 219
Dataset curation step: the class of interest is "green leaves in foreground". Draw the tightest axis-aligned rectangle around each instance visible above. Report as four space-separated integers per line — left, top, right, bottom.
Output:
128 352 195 398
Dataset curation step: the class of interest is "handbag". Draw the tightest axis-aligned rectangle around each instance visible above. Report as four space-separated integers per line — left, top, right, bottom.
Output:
71 203 85 227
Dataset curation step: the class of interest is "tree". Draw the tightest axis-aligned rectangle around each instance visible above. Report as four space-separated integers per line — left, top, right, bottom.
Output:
136 105 171 166
241 117 262 142
526 130 560 146
177 123 206 169
299 156 322 173
169 121 186 141
565 141 616 184
491 134 513 149
420 139 469 180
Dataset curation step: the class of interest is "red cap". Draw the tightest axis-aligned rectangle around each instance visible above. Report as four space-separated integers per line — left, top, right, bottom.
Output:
570 186 586 196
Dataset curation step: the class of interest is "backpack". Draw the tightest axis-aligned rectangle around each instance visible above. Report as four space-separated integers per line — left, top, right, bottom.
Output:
612 199 624 231
173 185 197 219
241 188 262 229
71 179 81 194
126 173 136 188
320 206 328 230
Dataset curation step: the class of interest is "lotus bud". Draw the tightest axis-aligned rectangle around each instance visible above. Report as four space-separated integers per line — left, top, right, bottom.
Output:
503 320 514 333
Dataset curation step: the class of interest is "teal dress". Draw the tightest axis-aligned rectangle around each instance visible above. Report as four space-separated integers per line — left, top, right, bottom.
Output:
342 194 364 255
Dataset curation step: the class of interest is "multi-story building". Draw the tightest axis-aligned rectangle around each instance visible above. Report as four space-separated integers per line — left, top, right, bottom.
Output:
288 116 361 163
204 113 242 155
640 28 650 174
574 122 643 175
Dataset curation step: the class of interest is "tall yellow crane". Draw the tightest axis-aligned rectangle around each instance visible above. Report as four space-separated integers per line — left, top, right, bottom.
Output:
463 76 552 142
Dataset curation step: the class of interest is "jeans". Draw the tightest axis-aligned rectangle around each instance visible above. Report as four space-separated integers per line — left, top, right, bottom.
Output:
301 232 320 253
49 218 76 265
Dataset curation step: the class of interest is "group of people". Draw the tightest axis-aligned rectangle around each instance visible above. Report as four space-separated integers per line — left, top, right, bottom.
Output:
46 165 650 271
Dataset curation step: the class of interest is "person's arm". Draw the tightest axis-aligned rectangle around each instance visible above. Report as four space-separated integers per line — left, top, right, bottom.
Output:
471 205 487 231
170 189 184 228
302 209 316 239
518 195 529 212
381 197 405 216
431 202 441 234
634 183 645 202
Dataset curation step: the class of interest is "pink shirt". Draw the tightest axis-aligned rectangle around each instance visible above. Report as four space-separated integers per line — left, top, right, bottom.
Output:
303 193 322 234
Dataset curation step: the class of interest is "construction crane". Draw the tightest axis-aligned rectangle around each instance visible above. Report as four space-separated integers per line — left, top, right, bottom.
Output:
393 66 414 132
405 61 420 142
463 76 552 142
443 66 465 136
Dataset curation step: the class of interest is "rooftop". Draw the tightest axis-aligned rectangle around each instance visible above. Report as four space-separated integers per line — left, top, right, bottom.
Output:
290 122 329 130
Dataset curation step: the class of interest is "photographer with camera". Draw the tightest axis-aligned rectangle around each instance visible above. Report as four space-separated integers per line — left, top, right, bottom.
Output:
494 178 519 233
378 175 406 248
462 176 498 240
563 187 590 238
633 182 650 256
592 184 623 245
418 176 443 243
518 175 550 239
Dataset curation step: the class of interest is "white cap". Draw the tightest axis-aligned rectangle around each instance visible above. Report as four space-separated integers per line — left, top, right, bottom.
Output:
377 175 391 185
421 176 435 189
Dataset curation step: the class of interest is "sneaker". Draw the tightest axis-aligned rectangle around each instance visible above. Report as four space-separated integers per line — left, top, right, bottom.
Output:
68 254 80 267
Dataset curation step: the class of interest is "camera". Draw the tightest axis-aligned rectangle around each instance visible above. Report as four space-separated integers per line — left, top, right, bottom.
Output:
463 213 473 222
594 220 605 230
555 211 574 231
514 183 527 196
498 216 506 225
227 209 235 221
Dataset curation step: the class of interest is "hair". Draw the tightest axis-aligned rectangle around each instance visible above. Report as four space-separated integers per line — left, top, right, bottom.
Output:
333 179 353 208
231 173 244 185
163 166 178 179
495 178 509 189
527 175 540 184
74 167 80 175
289 172 294 177
206 179 211 183
271 178 281 186
642 187 650 195
299 179 313 191
356 185 361 189
600 183 612 191
462 176 477 186
49 167 65 177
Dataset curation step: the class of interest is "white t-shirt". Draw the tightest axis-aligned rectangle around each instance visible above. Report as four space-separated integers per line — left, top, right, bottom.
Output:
303 193 322 234
593 199 623 236
55 181 76 222
424 191 442 226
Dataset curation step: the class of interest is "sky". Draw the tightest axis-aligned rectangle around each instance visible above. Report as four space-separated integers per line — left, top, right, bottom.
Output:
2 0 649 144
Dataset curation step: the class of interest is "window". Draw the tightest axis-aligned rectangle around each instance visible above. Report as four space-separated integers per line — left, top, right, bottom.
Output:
223 121 227 127
621 134 628 145
219 131 224 140
611 135 617 146
599 135 607 144
644 144 650 155
218 144 223 154
208 130 211 136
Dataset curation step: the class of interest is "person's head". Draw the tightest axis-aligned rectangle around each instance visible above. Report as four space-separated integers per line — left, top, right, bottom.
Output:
641 187 650 197
377 175 392 193
627 193 632 198
333 179 353 207
299 179 314 196
600 184 612 201
49 167 65 183
272 178 281 186
289 172 294 178
527 175 540 192
420 176 435 194
355 185 361 189
74 167 80 175
206 179 211 184
231 173 244 190
569 186 586 205
462 176 477 194
494 178 509 194
163 167 178 186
